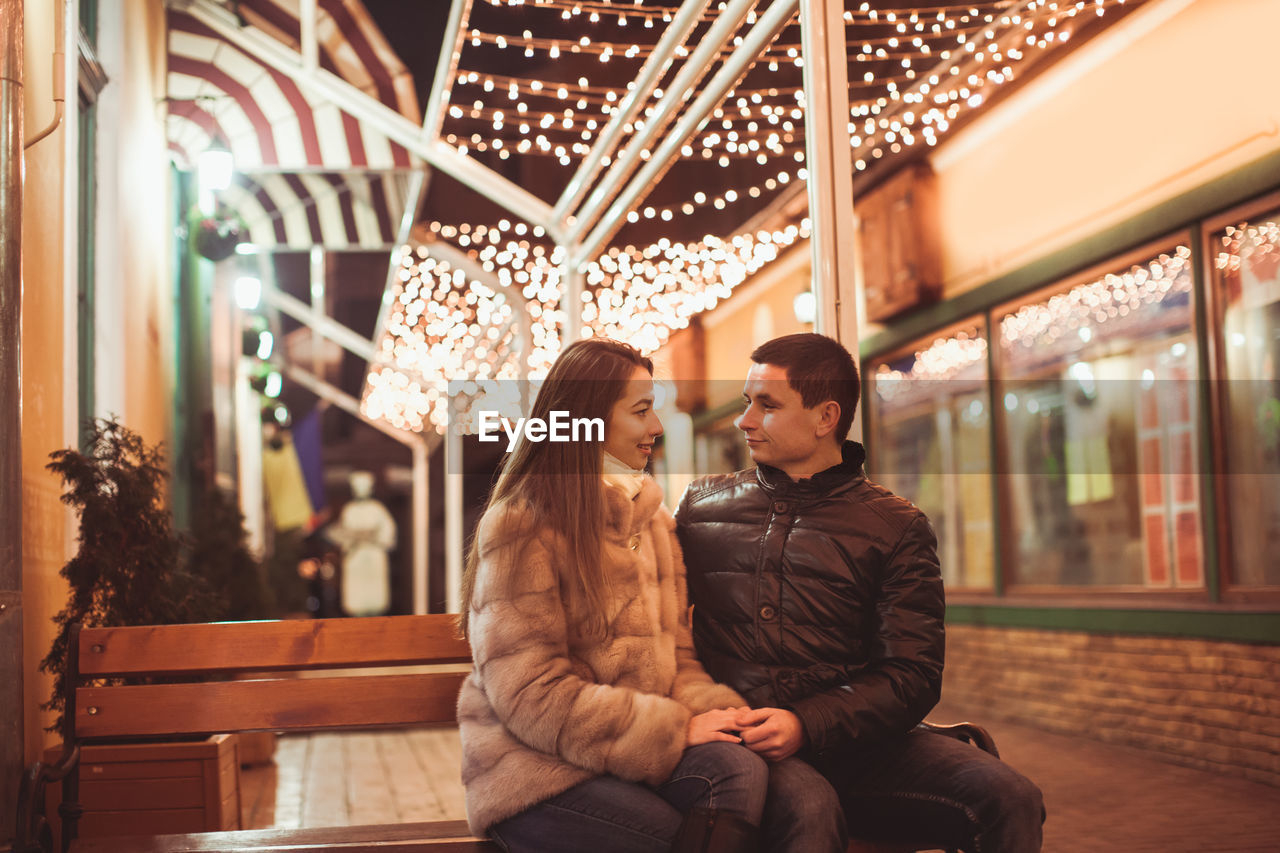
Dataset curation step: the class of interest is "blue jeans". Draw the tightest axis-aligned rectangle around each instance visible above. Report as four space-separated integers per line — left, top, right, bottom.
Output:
489 742 768 853
763 730 1044 853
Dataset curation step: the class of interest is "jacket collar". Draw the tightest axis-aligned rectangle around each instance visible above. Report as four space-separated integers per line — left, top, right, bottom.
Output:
603 474 663 540
755 441 866 498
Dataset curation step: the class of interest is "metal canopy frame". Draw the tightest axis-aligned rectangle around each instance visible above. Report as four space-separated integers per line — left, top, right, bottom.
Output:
176 0 860 612
182 0 853 315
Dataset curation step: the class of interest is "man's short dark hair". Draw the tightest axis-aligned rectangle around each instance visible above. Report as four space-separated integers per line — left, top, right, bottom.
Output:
750 333 860 442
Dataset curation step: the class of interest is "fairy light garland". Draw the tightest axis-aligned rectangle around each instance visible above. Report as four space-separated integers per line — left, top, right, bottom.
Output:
363 247 554 434
364 0 1145 430
1216 220 1280 278
874 244 1191 406
1000 246 1193 352
874 324 988 405
363 218 814 432
463 22 993 62
477 0 1017 28
442 0 1136 215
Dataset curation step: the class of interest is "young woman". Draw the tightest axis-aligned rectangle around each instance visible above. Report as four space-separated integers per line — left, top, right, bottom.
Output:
457 338 766 852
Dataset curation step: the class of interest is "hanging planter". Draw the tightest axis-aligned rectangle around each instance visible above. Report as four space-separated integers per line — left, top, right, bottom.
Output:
191 206 246 261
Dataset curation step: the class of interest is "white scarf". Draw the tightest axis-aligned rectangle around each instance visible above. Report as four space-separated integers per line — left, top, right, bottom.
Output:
602 452 645 501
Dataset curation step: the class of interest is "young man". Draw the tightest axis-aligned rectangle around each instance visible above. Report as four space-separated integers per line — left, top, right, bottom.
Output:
675 333 1043 852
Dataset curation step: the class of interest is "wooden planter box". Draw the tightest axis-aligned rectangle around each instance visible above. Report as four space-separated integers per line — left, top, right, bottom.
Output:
237 730 277 767
43 733 241 848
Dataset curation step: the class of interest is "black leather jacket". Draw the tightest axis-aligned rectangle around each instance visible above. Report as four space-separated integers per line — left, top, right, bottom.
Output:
675 442 945 754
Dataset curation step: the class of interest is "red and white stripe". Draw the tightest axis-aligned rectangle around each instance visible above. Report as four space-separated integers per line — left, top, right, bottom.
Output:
167 2 420 250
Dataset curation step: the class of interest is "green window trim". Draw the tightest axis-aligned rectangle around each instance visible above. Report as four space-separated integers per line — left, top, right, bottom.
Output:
946 604 1280 645
861 147 1280 362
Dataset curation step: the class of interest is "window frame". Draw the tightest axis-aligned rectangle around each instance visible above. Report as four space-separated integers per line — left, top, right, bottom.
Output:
866 315 996 594
988 230 1208 601
1200 188 1280 604
856 150 1280 632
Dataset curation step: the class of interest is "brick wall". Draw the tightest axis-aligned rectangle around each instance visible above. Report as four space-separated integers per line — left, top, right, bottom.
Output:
941 625 1280 786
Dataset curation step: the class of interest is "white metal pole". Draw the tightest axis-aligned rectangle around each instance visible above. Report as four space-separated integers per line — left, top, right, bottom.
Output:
279 363 416 445
799 0 858 346
309 246 325 377
412 440 429 615
445 414 463 613
261 285 377 361
422 0 471 142
234 355 266 555
429 140 565 241
574 0 799 265
560 256 583 344
566 0 760 244
553 0 712 224
300 0 317 72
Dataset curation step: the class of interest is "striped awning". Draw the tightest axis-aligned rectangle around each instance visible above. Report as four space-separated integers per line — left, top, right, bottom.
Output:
225 170 410 251
166 0 421 249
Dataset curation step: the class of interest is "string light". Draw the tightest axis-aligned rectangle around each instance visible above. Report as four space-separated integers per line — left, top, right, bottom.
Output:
478 0 1015 28
363 218 814 431
367 0 1144 430
874 244 1192 407
1000 246 1193 352
363 248 548 434
874 323 988 405
441 0 1135 222
1216 220 1280 278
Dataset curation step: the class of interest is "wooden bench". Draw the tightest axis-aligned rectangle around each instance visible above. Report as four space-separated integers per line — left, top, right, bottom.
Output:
15 613 1000 853
16 614 497 852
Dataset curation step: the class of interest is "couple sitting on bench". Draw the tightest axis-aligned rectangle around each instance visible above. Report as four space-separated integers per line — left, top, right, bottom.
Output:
458 333 1044 853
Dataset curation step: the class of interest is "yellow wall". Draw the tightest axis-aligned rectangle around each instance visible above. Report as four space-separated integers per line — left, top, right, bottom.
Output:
116 1 174 441
929 0 1280 295
20 0 173 760
94 0 173 442
699 245 813 407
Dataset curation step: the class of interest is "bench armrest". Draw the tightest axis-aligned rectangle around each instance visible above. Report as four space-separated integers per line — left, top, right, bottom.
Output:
916 720 1000 758
15 744 81 853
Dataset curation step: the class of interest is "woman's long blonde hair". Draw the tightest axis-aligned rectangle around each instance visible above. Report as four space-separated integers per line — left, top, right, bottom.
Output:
459 338 653 638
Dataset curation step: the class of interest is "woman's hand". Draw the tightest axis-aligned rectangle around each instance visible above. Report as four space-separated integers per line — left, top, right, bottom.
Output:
686 709 744 746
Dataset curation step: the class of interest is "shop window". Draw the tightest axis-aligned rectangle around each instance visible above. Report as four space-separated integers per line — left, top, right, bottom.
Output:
996 244 1202 589
870 320 994 590
1212 213 1280 587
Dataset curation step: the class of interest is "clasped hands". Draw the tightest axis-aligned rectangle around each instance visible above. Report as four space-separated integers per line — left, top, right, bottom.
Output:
686 706 804 761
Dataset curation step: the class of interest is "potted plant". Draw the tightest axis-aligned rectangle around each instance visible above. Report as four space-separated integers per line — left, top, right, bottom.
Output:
184 482 279 767
189 204 245 262
30 418 266 847
40 419 216 728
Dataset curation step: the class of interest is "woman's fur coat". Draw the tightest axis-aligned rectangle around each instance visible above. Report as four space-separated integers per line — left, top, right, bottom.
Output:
457 476 745 835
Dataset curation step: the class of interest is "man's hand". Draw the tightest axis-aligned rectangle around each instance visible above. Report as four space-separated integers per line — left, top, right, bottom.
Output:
686 709 745 747
735 707 805 760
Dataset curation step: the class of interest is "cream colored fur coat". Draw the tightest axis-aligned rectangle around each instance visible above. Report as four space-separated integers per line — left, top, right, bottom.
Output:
457 476 745 835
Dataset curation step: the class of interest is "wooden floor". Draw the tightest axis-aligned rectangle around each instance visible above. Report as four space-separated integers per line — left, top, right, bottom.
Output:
240 727 466 830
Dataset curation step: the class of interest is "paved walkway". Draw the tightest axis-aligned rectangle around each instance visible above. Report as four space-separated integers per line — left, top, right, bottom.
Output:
242 712 1280 852
929 702 1280 852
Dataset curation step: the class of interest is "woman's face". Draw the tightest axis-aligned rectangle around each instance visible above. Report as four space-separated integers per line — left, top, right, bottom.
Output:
604 365 663 470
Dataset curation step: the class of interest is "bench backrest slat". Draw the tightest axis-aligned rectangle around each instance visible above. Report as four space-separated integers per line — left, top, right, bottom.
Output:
74 671 469 739
79 615 470 677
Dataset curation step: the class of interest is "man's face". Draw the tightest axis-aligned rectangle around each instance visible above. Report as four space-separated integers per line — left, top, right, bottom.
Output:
735 362 831 477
